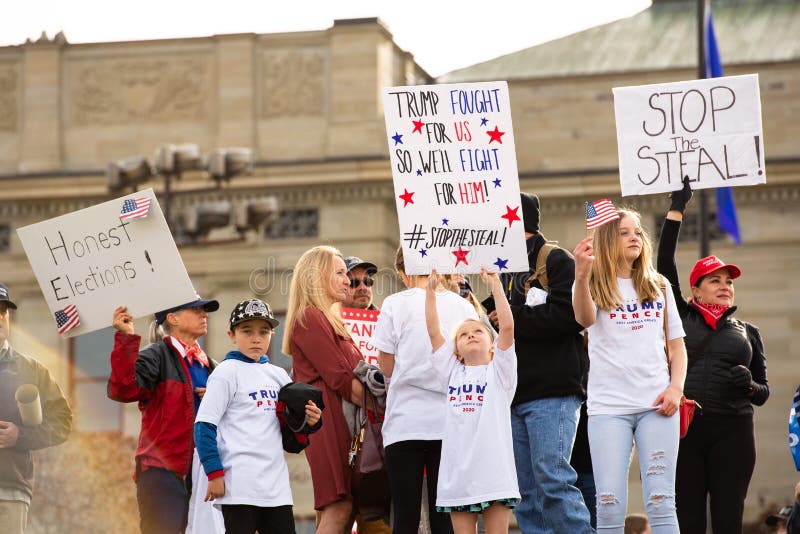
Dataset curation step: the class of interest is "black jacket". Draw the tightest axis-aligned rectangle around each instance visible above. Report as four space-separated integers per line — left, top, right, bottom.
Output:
657 218 768 416
0 346 73 500
486 234 587 406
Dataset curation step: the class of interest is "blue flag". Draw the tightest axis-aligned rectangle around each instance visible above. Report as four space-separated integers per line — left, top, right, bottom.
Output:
790 384 800 471
705 13 742 245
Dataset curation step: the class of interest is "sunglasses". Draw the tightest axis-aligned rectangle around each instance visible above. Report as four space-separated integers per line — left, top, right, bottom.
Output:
349 277 375 289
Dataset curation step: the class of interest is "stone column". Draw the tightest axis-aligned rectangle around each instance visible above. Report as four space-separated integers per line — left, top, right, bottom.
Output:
20 38 63 172
214 33 256 150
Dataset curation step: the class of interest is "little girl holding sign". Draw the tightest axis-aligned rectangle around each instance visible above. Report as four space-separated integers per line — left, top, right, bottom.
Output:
425 268 519 534
572 207 687 533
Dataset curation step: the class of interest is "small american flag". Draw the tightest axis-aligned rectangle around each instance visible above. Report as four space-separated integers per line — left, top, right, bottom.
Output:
119 197 152 220
55 304 80 334
586 199 620 230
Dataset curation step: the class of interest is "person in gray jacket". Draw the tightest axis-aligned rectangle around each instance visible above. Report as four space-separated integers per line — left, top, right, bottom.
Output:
0 283 73 534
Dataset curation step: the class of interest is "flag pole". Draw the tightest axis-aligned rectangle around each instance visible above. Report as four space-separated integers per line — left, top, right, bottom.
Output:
697 0 711 257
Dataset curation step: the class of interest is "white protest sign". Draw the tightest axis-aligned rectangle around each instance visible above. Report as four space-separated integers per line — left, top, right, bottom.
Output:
382 81 528 274
613 74 765 196
341 307 379 365
17 188 198 337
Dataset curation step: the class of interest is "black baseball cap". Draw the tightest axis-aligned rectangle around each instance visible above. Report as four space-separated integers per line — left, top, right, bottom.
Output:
229 298 279 330
154 296 219 325
0 283 17 309
343 256 377 275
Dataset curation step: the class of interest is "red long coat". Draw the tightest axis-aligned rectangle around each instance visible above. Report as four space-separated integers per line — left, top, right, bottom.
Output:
289 307 362 510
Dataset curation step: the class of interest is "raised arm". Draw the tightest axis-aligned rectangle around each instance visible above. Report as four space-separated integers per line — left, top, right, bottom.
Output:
426 270 446 352
572 236 597 328
657 178 692 313
483 269 513 350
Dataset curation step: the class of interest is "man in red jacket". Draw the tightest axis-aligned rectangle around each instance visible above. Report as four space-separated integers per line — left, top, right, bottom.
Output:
108 295 219 534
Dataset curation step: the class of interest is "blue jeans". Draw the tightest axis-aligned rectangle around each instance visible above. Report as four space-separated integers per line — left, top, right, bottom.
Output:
588 410 679 534
575 471 597 529
136 467 189 534
511 395 593 534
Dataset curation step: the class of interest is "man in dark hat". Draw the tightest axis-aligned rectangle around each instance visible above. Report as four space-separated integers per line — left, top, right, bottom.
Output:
108 293 219 533
343 256 379 310
0 283 72 534
484 193 593 533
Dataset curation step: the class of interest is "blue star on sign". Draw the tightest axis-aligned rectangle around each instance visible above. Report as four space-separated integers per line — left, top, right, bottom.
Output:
480 117 488 126
494 257 509 270
442 218 449 226
391 132 403 145
416 169 423 176
493 178 502 188
419 249 428 257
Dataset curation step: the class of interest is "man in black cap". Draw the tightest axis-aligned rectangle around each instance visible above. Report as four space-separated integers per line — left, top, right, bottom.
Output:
484 193 592 533
0 283 72 534
343 256 379 310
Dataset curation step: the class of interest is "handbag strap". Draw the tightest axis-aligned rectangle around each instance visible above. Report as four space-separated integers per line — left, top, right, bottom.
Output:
662 283 670 366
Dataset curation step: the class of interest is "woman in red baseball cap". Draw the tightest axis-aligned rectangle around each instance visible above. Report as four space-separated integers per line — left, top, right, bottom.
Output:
657 179 769 534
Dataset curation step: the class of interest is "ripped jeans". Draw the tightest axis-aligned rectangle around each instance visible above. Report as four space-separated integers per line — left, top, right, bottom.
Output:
588 410 679 534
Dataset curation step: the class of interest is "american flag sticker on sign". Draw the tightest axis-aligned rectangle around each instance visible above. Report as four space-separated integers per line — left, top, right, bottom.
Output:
54 304 80 334
119 197 152 220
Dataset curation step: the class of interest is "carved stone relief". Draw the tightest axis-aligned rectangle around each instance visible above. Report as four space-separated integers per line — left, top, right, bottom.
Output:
261 49 326 118
69 55 209 126
0 64 18 131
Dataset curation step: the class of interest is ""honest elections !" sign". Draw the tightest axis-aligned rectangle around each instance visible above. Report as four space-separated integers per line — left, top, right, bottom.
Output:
17 189 198 336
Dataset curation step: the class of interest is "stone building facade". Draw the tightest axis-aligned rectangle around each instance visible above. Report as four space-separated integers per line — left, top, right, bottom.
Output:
1 0 798 520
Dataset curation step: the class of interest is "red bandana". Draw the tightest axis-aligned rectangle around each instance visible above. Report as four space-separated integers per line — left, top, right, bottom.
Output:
692 301 730 330
171 337 209 367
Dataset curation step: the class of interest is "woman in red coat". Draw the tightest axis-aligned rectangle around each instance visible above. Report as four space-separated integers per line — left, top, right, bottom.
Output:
283 245 365 534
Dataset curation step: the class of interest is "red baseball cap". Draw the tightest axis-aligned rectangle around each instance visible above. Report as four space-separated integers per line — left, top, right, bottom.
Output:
689 255 742 287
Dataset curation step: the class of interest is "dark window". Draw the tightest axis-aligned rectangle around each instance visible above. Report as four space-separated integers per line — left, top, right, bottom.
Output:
71 327 121 432
0 224 9 252
265 209 318 239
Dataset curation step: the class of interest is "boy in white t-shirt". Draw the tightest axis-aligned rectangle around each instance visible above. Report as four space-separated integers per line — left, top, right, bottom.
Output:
194 299 322 534
425 269 520 534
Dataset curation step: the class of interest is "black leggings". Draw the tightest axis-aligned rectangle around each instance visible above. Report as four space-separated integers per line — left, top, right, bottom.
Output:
676 413 755 534
221 504 295 534
385 440 453 534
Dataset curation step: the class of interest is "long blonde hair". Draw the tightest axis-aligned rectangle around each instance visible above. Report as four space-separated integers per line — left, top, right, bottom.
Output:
589 209 662 310
282 245 351 354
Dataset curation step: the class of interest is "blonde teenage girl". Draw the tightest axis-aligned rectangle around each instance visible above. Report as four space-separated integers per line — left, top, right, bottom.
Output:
572 209 687 534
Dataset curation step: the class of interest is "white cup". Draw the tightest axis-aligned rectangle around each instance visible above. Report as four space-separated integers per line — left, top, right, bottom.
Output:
15 384 42 426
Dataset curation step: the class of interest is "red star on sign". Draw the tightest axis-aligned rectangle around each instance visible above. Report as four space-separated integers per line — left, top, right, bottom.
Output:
452 246 470 266
486 126 505 144
399 188 415 207
501 205 521 227
412 120 425 133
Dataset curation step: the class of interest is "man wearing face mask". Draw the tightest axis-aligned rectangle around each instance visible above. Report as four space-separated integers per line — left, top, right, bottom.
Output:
343 257 379 311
